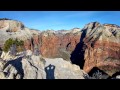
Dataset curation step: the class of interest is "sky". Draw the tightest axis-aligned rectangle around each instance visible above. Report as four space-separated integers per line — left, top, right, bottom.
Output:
0 11 120 31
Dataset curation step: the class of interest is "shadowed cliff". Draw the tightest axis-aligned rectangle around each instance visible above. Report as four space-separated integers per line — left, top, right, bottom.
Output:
70 29 87 69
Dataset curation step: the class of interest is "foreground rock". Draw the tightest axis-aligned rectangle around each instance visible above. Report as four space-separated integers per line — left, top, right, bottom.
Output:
0 53 85 79
44 58 85 79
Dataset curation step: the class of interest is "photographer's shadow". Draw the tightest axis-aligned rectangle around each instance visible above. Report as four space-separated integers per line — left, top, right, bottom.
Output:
45 64 55 79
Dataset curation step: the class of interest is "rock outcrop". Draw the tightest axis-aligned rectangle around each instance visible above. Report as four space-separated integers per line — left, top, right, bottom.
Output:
0 18 40 48
0 50 85 79
44 58 85 79
77 22 120 76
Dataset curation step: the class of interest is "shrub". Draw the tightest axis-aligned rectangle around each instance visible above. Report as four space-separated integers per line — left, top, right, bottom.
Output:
17 46 24 52
3 38 24 53
83 70 109 79
3 38 14 52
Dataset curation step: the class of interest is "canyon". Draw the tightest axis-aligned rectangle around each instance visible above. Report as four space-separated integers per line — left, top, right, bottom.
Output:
0 18 120 79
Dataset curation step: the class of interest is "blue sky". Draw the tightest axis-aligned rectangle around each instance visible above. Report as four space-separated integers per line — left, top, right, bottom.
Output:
0 11 120 31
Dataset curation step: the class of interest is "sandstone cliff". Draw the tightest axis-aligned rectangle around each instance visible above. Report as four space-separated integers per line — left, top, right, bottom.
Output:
0 18 120 77
39 29 81 60
0 18 40 48
72 22 120 76
0 18 81 61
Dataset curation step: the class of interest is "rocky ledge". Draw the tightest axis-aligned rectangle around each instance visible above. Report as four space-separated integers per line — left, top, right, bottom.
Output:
0 50 86 79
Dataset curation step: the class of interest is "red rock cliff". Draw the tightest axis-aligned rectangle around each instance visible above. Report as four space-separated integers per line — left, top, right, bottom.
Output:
32 29 81 60
0 19 81 61
1 19 120 76
82 22 120 76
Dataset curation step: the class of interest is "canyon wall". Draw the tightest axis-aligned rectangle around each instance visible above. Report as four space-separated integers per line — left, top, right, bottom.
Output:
0 18 120 76
82 22 120 76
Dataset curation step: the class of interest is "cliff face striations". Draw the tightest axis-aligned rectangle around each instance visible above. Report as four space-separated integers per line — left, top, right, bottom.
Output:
80 22 120 76
39 29 81 60
0 18 120 76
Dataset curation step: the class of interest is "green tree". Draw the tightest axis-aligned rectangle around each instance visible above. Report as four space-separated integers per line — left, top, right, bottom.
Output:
3 38 24 53
13 38 19 46
18 40 24 46
3 38 14 52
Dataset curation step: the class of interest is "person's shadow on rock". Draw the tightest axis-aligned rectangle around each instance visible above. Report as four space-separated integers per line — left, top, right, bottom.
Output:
45 64 55 79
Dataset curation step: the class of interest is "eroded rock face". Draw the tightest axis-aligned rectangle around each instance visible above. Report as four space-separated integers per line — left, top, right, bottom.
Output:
0 18 40 48
0 19 81 60
82 22 120 76
24 29 81 60
0 18 24 32
39 29 81 60
0 51 85 79
0 18 120 77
